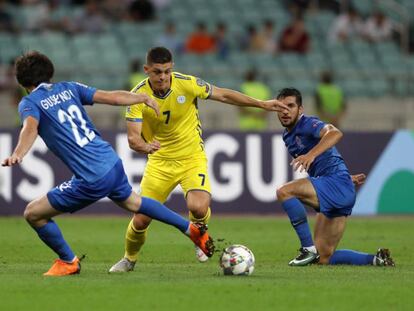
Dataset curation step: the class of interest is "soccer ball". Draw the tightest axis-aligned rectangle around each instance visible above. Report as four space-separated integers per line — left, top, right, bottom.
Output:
219 244 255 276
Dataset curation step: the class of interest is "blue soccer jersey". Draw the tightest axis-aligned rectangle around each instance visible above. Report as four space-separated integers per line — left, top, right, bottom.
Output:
282 115 349 177
18 82 119 183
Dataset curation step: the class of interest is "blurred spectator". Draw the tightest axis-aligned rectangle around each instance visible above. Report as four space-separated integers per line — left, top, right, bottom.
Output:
20 0 49 32
363 11 393 42
329 7 364 43
240 25 266 52
155 21 182 54
286 0 310 16
126 58 146 90
315 71 346 128
279 16 310 54
0 0 14 32
185 22 216 54
0 59 25 126
258 19 277 53
238 69 271 131
214 22 230 60
102 0 129 21
129 0 155 22
69 0 107 33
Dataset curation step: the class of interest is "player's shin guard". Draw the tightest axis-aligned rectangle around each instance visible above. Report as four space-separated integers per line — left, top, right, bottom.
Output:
138 197 189 233
282 198 314 248
189 207 211 224
124 220 148 262
329 249 375 265
33 220 76 262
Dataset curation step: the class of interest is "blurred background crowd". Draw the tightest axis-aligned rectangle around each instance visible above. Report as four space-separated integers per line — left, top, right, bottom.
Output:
0 0 413 131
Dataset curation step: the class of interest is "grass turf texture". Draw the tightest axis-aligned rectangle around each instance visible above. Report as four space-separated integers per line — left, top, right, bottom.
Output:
0 216 413 311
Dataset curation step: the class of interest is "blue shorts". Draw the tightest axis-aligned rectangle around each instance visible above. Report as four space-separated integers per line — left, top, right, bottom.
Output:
47 160 132 213
309 173 356 218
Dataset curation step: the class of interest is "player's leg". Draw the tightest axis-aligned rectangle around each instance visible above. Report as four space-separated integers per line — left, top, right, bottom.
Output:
25 179 92 276
115 191 214 256
109 158 175 272
276 178 319 266
187 190 211 262
315 213 395 266
181 156 212 262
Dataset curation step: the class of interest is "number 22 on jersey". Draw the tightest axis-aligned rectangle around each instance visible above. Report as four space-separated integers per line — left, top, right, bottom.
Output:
58 104 95 147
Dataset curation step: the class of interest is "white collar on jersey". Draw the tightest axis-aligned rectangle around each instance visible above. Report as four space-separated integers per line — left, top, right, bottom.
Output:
32 82 53 92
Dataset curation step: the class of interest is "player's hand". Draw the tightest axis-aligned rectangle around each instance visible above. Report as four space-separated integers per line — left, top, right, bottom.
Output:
142 95 160 117
290 154 315 172
145 140 160 154
1 155 22 167
351 173 366 186
261 99 289 112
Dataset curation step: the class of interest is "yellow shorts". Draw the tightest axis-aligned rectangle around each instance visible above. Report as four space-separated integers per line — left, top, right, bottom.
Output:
140 155 211 203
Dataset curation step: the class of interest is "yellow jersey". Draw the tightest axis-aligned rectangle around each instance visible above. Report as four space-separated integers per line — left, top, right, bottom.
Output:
125 72 212 160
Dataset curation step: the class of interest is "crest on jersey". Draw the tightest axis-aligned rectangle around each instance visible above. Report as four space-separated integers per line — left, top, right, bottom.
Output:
196 78 206 86
177 95 186 104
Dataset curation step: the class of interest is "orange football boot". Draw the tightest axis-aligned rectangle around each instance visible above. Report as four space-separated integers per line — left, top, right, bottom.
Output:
188 223 215 257
43 256 81 276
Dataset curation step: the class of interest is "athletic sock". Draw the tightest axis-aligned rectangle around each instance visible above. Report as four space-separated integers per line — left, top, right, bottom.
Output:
124 220 148 262
282 197 314 248
189 207 211 224
329 249 375 265
138 197 189 233
33 220 75 262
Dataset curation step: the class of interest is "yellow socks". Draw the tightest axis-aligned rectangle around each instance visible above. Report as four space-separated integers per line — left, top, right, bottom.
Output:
124 219 148 262
189 207 211 225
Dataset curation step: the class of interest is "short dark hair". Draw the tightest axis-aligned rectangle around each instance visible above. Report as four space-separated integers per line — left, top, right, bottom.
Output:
276 88 303 106
15 51 54 88
146 47 173 65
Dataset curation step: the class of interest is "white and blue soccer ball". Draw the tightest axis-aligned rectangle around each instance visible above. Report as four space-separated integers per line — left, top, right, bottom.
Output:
220 244 255 276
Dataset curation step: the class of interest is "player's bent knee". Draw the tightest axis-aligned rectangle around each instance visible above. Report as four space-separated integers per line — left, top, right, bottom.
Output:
133 214 151 230
276 185 291 202
23 202 40 224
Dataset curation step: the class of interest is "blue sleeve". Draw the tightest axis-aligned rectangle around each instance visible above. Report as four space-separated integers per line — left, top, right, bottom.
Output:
18 99 40 124
302 117 325 138
72 82 97 105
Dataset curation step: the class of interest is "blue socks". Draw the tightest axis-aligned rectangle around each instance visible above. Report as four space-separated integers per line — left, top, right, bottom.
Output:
34 220 75 262
138 197 190 233
329 249 374 265
282 197 314 248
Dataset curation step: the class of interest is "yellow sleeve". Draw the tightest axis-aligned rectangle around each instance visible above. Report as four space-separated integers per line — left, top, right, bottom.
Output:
125 103 143 121
189 76 212 99
125 79 147 121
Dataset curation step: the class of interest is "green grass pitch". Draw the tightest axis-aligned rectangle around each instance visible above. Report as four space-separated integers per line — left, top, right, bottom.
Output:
0 216 413 311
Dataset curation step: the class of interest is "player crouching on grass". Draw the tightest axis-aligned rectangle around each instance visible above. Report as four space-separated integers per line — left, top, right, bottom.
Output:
1 51 214 276
274 88 395 267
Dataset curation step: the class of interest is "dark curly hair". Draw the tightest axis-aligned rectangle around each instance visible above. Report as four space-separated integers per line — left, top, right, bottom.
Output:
15 51 54 88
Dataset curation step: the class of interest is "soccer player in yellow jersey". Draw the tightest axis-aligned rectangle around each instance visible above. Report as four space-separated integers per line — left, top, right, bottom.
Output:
109 47 288 272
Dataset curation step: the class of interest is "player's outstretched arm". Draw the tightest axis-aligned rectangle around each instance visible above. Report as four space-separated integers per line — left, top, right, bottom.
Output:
209 86 288 112
1 116 38 167
126 121 160 155
93 90 160 116
291 124 343 172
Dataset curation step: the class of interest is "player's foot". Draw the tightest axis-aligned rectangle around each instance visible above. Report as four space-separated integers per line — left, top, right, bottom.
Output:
188 222 215 258
108 257 136 273
43 256 81 276
195 245 209 262
289 248 320 266
374 248 395 267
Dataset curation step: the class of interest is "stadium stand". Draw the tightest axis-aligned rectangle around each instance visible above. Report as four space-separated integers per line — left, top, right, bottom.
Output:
0 0 413 130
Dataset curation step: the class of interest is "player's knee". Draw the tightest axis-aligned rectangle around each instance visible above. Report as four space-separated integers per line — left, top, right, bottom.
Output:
133 214 151 230
276 185 291 202
23 201 39 224
188 202 208 217
317 247 334 265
